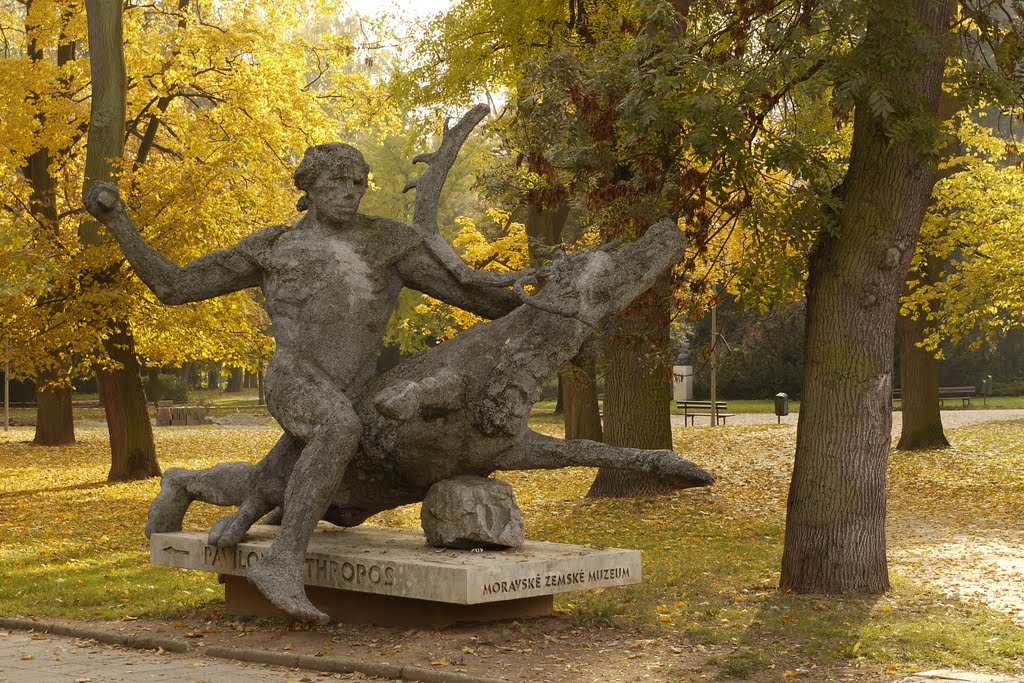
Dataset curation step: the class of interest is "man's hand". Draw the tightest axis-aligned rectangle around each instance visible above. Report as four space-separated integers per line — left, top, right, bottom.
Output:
83 181 125 220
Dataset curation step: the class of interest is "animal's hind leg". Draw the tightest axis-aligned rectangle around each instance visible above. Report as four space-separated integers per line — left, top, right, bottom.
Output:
145 461 255 538
208 432 303 547
492 430 715 489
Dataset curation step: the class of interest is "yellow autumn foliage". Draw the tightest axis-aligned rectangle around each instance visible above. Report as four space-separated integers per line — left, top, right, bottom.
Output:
0 0 394 382
384 209 529 353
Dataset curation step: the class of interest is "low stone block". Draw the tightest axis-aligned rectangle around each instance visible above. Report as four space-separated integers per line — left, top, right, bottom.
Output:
151 525 641 607
421 475 524 549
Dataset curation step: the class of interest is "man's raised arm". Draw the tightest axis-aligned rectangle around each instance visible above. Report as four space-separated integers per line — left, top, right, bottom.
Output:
84 182 266 305
396 244 524 321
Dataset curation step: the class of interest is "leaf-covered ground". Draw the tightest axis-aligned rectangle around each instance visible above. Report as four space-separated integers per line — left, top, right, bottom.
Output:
1 419 1023 681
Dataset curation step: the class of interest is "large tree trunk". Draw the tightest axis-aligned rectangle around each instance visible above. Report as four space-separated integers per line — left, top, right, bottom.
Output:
101 327 160 481
561 355 602 441
780 0 953 593
588 276 674 498
84 0 160 480
34 380 75 446
896 276 948 450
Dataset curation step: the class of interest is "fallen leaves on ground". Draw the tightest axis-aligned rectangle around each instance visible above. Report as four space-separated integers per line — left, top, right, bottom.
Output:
1 418 1023 678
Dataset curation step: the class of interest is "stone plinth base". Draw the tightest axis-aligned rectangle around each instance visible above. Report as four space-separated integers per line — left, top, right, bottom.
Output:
151 525 641 626
221 574 553 628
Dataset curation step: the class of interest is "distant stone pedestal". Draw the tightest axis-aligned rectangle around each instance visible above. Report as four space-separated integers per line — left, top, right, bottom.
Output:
155 404 208 426
151 525 641 628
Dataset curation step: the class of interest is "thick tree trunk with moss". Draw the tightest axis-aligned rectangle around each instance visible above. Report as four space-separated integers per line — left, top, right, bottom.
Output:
588 277 674 498
780 0 953 593
897 273 948 450
84 0 160 480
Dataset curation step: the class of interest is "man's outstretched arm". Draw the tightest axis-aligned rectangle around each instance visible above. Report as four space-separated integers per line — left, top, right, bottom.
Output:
396 244 523 320
84 182 265 304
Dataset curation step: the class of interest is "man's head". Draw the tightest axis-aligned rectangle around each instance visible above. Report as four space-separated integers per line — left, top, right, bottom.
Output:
294 143 369 223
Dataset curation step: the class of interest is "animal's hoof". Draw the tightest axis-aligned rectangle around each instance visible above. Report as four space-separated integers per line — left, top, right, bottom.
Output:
209 513 249 547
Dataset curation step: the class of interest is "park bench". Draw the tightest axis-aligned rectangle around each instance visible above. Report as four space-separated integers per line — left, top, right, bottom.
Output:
891 386 977 408
676 400 734 426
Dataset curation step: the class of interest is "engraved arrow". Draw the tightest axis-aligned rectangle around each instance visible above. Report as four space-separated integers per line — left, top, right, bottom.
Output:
162 546 191 558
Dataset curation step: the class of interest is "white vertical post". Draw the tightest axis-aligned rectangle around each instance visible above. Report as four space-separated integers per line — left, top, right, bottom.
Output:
4 343 9 432
710 303 718 427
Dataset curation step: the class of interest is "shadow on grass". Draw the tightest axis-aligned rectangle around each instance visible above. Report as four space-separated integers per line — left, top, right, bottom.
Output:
0 479 121 500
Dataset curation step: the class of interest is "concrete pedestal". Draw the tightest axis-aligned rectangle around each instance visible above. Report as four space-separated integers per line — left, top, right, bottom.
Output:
151 525 641 627
221 574 554 628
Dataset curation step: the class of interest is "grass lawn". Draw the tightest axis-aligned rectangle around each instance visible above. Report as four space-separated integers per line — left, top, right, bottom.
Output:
2 413 1023 679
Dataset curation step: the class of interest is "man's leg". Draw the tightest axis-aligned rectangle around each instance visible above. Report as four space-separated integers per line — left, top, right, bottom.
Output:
246 393 360 623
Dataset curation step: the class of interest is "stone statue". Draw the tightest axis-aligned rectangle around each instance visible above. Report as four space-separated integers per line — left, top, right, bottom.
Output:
84 105 713 624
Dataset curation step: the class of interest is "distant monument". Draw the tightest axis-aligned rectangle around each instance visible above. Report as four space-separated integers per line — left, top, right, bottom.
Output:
85 105 713 624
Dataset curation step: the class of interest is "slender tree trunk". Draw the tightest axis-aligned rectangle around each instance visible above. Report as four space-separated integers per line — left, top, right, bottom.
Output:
225 366 244 392
34 379 75 446
780 0 953 593
588 276 674 498
523 200 585 425
147 366 162 405
101 327 160 481
23 20 76 447
257 369 266 406
84 0 160 480
896 91 960 451
896 276 948 450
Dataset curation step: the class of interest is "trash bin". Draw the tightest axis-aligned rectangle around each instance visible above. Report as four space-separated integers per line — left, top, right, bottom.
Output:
981 375 992 406
774 392 789 424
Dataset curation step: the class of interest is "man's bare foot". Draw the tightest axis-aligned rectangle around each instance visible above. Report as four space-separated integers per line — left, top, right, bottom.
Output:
247 550 329 624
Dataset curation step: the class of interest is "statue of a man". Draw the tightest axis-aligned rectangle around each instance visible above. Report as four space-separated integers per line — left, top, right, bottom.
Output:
84 143 521 623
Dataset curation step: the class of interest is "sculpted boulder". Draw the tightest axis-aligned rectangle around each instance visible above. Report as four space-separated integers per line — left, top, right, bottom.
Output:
421 476 525 550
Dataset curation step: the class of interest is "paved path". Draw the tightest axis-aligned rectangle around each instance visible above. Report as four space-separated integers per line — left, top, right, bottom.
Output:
671 408 1024 433
0 629 391 683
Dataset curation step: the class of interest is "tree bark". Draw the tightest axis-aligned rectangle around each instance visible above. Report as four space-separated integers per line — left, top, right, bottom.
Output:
34 381 75 446
780 0 953 593
896 91 961 451
84 0 160 480
147 366 162 405
225 366 244 392
207 363 220 389
101 327 160 480
23 11 76 447
561 355 602 441
896 265 949 450
588 276 674 498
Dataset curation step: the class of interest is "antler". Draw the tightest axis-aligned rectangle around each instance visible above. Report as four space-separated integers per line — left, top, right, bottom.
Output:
403 103 490 234
403 104 546 290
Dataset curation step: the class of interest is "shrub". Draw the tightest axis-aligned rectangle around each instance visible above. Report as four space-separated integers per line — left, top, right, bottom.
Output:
143 373 191 403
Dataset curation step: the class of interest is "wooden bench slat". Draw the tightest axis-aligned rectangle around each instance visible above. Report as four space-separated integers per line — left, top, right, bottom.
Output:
675 400 732 425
